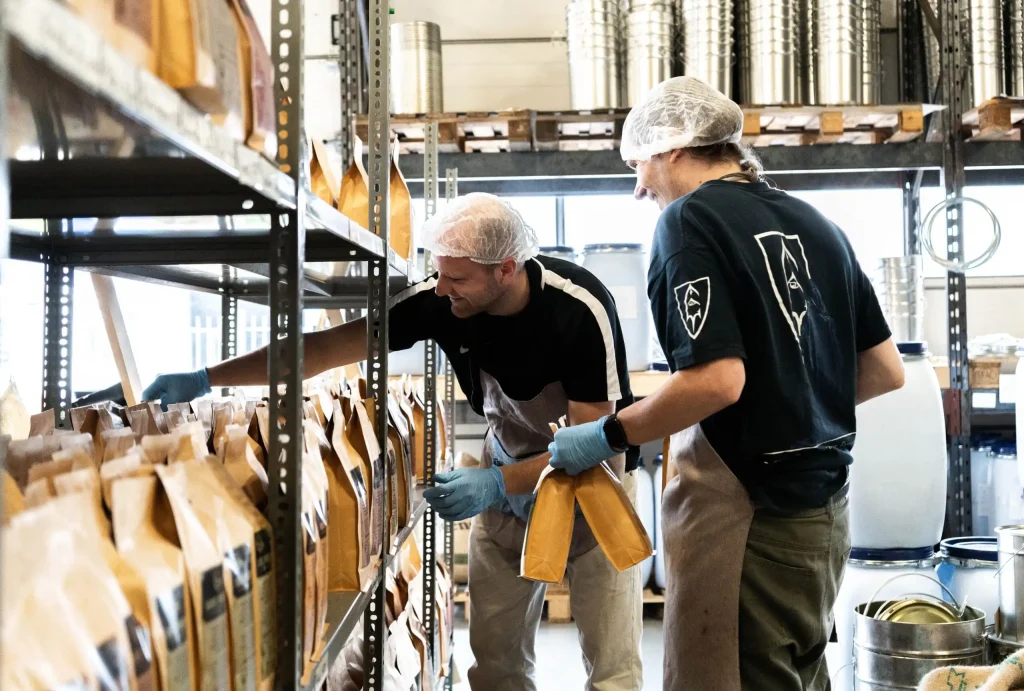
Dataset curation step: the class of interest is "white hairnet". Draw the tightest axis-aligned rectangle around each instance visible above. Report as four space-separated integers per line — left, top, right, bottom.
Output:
620 76 745 163
422 192 539 265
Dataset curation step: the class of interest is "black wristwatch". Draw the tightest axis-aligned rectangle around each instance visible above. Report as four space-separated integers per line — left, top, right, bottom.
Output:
602 413 630 453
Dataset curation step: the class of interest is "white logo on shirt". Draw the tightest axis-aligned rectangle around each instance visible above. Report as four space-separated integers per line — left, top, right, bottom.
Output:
674 277 711 339
754 231 812 342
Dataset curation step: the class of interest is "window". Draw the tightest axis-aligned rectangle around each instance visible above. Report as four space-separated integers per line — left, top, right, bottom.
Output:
564 195 662 253
411 195 557 248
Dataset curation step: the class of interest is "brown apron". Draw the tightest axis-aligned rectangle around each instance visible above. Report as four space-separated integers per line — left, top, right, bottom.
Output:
663 423 755 691
476 370 599 557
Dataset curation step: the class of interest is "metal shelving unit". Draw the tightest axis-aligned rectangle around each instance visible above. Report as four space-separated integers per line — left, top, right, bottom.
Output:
2 0 452 687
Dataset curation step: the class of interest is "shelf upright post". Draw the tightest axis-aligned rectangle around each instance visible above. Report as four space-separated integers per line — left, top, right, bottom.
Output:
421 120 440 667
554 196 566 247
41 218 73 429
338 0 360 167
268 0 306 683
220 264 238 397
443 167 458 691
364 1 391 688
938 0 972 537
901 172 923 256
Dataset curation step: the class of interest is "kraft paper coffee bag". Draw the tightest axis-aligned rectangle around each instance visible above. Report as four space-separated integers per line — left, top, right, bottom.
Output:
103 426 138 462
155 464 232 691
348 397 384 561
327 398 372 591
53 492 156 691
159 0 245 140
363 403 399 547
521 466 577 583
389 146 413 260
29 408 56 437
110 0 158 72
179 460 259 691
575 463 653 572
5 498 137 691
102 449 156 509
300 471 321 683
204 461 277 691
216 424 269 509
311 137 341 207
387 393 414 530
229 0 276 159
6 434 62 489
337 136 369 227
2 469 25 523
302 430 331 658
112 475 194 691
168 422 212 464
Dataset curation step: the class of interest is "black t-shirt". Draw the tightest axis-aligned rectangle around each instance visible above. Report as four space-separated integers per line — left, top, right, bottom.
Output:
648 180 891 510
388 256 639 470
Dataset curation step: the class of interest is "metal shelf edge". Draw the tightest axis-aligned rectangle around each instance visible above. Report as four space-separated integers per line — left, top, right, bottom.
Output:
6 0 296 209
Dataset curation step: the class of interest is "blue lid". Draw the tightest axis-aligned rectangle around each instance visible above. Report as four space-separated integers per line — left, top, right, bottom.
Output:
994 443 1018 457
850 546 936 562
653 454 663 466
650 362 670 372
940 537 998 563
897 341 928 355
583 243 644 252
539 246 576 254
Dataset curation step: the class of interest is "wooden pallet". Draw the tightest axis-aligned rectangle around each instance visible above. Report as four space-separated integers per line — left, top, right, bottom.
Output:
451 585 664 625
533 108 631 152
356 110 532 155
962 97 1024 141
740 104 939 146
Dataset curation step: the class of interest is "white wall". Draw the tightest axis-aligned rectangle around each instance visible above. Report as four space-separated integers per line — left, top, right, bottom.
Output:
923 278 1024 355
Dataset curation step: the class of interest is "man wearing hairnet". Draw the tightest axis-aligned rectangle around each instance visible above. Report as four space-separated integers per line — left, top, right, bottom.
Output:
548 77 906 690
143 192 644 690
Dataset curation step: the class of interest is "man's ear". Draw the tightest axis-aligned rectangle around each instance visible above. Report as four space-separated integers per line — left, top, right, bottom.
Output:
668 149 686 164
497 257 518 283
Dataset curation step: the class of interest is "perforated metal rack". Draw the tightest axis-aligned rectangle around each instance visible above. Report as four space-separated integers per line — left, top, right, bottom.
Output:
0 0 453 687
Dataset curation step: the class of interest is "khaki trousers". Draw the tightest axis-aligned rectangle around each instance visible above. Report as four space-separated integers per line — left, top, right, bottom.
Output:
466 472 644 691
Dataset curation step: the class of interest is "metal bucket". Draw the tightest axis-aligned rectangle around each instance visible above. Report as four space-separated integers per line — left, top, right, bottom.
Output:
853 601 987 688
741 0 802 104
567 0 622 108
877 256 924 344
625 6 674 105
814 0 863 104
861 0 881 104
988 632 1024 663
679 0 734 95
390 22 444 114
996 525 1024 642
970 0 1004 107
1010 0 1024 97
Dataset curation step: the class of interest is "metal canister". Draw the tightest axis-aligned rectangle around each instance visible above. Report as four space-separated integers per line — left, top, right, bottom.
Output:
996 525 1024 642
988 632 1024 663
874 597 962 624
853 602 986 688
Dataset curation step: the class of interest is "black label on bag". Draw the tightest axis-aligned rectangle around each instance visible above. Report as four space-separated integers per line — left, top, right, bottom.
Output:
254 529 273 578
231 544 254 598
95 636 130 691
201 568 227 622
124 614 154 685
156 586 188 651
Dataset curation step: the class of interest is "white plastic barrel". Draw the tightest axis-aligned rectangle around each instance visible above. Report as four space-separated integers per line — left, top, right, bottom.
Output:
935 537 999 626
827 547 940 691
992 443 1024 530
1017 351 1023 486
849 343 947 549
539 246 578 264
971 435 1000 536
636 465 656 588
581 244 651 372
654 461 666 589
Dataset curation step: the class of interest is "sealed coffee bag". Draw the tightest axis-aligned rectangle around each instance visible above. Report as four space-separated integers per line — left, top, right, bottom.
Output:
327 398 372 591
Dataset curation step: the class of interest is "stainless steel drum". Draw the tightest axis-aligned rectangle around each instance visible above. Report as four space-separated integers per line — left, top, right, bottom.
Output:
741 0 802 104
390 21 444 114
679 0 734 96
567 0 622 109
861 0 881 104
877 256 924 344
814 0 863 104
1010 0 1024 97
970 0 1003 107
625 6 675 105
853 601 987 688
996 525 1024 642
801 0 818 105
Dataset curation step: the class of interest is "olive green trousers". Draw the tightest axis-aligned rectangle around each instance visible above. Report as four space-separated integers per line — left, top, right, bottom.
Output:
738 488 851 691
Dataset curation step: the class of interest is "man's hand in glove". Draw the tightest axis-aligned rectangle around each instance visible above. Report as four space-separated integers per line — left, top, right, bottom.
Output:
423 466 506 522
548 417 615 476
142 369 212 408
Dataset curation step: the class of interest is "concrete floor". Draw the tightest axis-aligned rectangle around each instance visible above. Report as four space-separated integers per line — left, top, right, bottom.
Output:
452 619 666 690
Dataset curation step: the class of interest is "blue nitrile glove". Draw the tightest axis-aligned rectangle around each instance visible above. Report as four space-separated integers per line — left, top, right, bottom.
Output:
142 369 211 409
548 417 616 476
423 466 506 522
